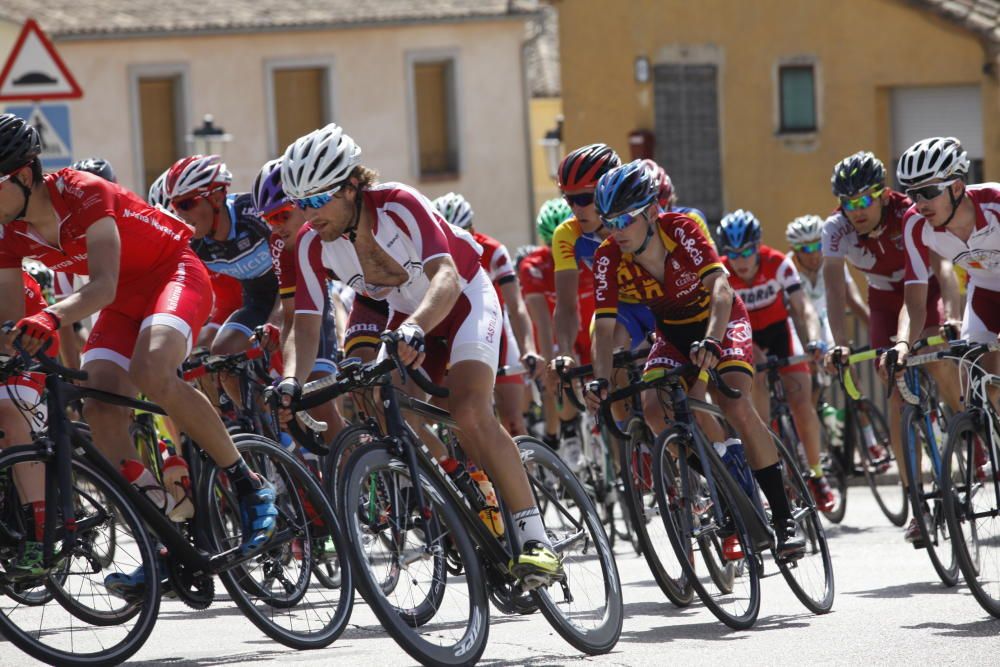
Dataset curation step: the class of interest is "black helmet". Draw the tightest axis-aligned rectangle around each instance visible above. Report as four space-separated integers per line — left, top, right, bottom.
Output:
70 157 117 183
831 151 885 198
0 113 41 174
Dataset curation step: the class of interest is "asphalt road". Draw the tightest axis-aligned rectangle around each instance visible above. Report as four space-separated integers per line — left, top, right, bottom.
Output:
2 485 997 665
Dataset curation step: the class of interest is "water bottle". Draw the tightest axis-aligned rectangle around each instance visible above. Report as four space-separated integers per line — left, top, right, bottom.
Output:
714 439 756 500
820 403 844 447
121 459 176 517
161 455 195 521
440 457 488 511
469 470 505 537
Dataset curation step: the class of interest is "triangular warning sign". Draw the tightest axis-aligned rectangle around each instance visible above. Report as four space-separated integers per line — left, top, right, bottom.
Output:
0 19 82 102
27 106 70 159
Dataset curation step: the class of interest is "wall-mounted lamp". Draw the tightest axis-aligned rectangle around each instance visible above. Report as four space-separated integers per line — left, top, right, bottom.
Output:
634 56 651 84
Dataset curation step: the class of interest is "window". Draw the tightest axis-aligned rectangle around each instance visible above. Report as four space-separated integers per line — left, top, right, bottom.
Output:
266 61 333 156
411 58 459 178
137 76 183 190
779 65 816 133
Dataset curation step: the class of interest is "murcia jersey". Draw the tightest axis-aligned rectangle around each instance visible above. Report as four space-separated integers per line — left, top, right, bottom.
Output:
822 189 912 292
192 193 275 283
904 183 1000 292
723 245 801 331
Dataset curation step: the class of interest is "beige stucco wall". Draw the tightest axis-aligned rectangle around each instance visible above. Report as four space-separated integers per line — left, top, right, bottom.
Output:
529 95 562 227
557 0 1000 248
37 19 533 248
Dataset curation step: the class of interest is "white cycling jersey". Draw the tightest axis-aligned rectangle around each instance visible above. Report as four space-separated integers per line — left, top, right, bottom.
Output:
794 258 857 345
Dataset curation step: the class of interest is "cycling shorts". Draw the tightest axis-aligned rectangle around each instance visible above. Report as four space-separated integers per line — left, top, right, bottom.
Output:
497 312 523 385
963 283 1000 344
616 302 656 350
217 272 279 339
753 320 809 376
387 267 502 386
644 299 754 379
343 294 390 357
81 249 212 372
869 278 942 349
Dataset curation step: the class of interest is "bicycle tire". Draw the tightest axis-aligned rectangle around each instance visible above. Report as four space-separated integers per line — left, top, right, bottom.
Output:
616 419 693 606
207 436 354 650
0 451 160 667
942 411 1000 616
655 429 761 630
855 399 908 526
901 405 960 587
324 421 381 515
770 435 836 614
340 443 489 666
516 435 623 655
816 413 847 524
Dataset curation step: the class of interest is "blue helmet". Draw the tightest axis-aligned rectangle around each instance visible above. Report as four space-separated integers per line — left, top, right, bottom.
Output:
717 209 762 250
595 159 659 229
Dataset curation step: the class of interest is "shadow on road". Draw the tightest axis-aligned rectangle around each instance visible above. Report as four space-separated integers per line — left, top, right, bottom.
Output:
129 648 287 666
903 619 1000 637
845 580 955 599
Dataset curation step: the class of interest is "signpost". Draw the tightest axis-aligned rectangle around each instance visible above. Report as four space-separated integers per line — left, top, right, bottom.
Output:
0 19 82 169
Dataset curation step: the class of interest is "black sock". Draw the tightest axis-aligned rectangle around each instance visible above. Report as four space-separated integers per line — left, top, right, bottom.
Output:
559 419 578 438
753 463 792 527
542 433 560 450
224 458 260 496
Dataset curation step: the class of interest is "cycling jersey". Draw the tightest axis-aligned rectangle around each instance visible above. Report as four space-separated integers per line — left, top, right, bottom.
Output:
0 169 209 370
821 189 911 292
518 245 594 363
343 294 390 356
793 259 857 345
475 231 516 293
206 271 242 332
904 183 1000 342
672 205 715 248
723 245 801 331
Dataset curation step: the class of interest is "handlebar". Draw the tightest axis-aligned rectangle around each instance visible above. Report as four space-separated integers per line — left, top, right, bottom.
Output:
1 322 88 382
181 346 265 382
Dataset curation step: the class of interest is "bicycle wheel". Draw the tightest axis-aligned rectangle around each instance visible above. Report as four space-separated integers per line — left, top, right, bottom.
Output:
817 416 847 524
943 411 1000 616
340 443 489 666
902 406 960 587
616 419 693 606
516 435 623 655
855 398 908 526
655 430 761 629
206 435 354 649
771 435 835 614
324 421 381 514
0 451 160 666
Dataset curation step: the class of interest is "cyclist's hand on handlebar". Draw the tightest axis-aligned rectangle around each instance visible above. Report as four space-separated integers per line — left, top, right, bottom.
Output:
941 320 962 341
252 323 282 353
521 351 544 380
878 343 908 382
689 337 722 370
806 340 828 363
395 322 426 369
16 310 60 356
547 355 575 392
824 345 850 374
273 376 301 425
584 378 609 414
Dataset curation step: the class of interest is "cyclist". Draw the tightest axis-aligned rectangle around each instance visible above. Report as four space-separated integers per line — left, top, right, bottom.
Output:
147 170 170 210
786 214 868 347
70 157 117 184
166 155 281 410
519 198 589 455
823 150 963 544
276 122 563 584
433 192 542 436
586 159 806 557
718 209 835 511
0 271 61 577
0 113 276 593
642 158 714 247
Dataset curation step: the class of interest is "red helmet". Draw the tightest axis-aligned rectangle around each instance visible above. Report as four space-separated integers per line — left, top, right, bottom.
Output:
641 159 674 210
557 143 621 191
166 154 232 201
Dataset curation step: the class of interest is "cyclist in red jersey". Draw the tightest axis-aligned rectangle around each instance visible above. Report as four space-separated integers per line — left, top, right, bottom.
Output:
718 210 835 511
823 150 963 544
0 114 277 588
433 192 542 437
587 160 805 557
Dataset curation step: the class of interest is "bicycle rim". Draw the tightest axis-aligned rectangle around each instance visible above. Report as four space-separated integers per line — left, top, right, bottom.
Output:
857 399 908 526
210 436 354 649
341 444 489 666
516 436 622 654
0 452 160 666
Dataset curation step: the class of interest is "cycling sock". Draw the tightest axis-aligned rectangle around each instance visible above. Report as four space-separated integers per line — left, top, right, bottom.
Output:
753 463 793 527
22 503 45 542
810 463 824 478
861 424 876 447
512 506 551 549
224 458 262 496
542 433 560 450
559 419 579 438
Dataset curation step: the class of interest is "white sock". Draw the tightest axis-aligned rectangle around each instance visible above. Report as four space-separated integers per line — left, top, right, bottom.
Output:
512 507 551 549
861 425 876 446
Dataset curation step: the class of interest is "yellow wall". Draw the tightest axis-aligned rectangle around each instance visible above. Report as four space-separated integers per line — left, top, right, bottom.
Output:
557 0 1000 247
44 19 534 248
529 96 563 223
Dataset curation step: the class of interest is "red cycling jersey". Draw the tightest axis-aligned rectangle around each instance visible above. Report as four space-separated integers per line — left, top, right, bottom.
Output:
722 244 801 331
518 245 595 363
474 231 515 301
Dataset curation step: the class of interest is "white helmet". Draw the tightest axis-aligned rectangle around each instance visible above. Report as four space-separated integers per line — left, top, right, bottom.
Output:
281 123 362 199
896 137 970 189
166 154 232 200
147 169 170 208
433 192 474 230
785 214 825 246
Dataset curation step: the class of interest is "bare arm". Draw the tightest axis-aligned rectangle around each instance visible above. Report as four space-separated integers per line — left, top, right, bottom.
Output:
897 282 928 346
0 268 24 353
284 312 322 384
929 250 963 322
406 256 461 333
280 297 294 343
524 294 555 362
844 270 869 325
788 289 821 346
500 278 538 358
330 289 348 348
591 317 617 384
701 271 734 343
824 257 850 347
47 218 119 324
554 269 581 360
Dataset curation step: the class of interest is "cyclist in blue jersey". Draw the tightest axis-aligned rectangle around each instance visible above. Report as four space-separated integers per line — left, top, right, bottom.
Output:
166 155 280 407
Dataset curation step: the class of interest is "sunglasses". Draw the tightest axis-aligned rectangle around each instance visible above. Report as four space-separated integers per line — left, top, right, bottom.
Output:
0 172 13 187
293 184 343 211
840 187 884 212
906 179 957 203
563 191 595 208
602 204 650 230
794 240 823 254
262 203 294 227
724 245 758 260
173 195 203 212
